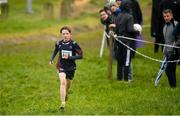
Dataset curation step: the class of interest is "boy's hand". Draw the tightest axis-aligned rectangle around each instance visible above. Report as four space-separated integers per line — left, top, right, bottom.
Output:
62 54 69 59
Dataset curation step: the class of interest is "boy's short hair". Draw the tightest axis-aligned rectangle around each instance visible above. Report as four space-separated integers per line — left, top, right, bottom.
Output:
162 9 173 14
99 9 106 13
60 26 71 33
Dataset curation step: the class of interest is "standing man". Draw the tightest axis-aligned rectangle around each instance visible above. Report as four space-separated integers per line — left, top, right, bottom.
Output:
151 0 164 53
159 0 180 22
110 1 137 81
121 0 143 57
124 0 143 82
49 26 83 109
162 9 179 88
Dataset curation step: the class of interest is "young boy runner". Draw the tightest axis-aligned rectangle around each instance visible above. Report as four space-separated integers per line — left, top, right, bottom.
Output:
49 26 83 109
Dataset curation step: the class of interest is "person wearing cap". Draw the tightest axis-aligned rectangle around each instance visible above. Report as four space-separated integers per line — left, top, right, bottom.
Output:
109 1 139 81
110 2 122 18
109 2 122 60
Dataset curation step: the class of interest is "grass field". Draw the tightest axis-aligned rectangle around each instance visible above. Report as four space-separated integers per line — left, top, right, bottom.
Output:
0 29 180 115
0 0 180 115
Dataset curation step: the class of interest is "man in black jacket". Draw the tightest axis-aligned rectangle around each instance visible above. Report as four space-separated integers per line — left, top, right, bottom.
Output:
151 0 164 53
118 0 142 59
110 1 137 81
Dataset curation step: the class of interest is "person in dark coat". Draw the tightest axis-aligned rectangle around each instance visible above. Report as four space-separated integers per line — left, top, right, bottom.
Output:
121 0 143 57
173 22 180 65
118 0 142 81
109 1 138 81
151 0 164 53
129 0 143 24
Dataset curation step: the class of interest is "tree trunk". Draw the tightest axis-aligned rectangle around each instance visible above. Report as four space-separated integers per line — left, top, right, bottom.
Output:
60 0 74 19
27 0 33 14
43 3 54 19
0 3 9 19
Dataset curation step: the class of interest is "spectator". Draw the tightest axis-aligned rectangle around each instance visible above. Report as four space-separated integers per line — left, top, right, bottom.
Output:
126 0 143 24
104 6 112 16
99 9 113 46
173 23 180 65
162 9 179 88
110 2 122 20
151 0 164 53
110 1 138 81
159 0 180 22
152 0 180 53
117 0 143 81
121 0 143 58
109 2 122 59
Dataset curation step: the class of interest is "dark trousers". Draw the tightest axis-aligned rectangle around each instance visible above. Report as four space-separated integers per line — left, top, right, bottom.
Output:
165 55 178 88
116 41 131 81
131 40 136 58
154 36 164 53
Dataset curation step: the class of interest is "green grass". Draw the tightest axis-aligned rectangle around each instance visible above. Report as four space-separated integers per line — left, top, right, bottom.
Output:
0 0 102 34
0 29 180 115
0 0 57 33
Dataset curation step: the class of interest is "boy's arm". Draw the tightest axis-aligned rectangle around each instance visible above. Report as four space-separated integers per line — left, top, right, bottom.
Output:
50 42 59 64
69 42 83 60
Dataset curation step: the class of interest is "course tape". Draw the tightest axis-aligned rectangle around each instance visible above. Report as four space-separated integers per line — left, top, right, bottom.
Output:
113 35 180 63
105 31 180 49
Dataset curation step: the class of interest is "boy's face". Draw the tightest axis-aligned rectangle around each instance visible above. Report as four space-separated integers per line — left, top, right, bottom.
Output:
61 29 71 41
163 12 173 23
100 11 108 21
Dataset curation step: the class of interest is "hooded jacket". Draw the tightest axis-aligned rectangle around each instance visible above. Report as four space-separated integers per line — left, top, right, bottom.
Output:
115 1 136 43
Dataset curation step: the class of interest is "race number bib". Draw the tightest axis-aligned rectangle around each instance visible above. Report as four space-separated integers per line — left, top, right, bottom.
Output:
61 50 72 57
